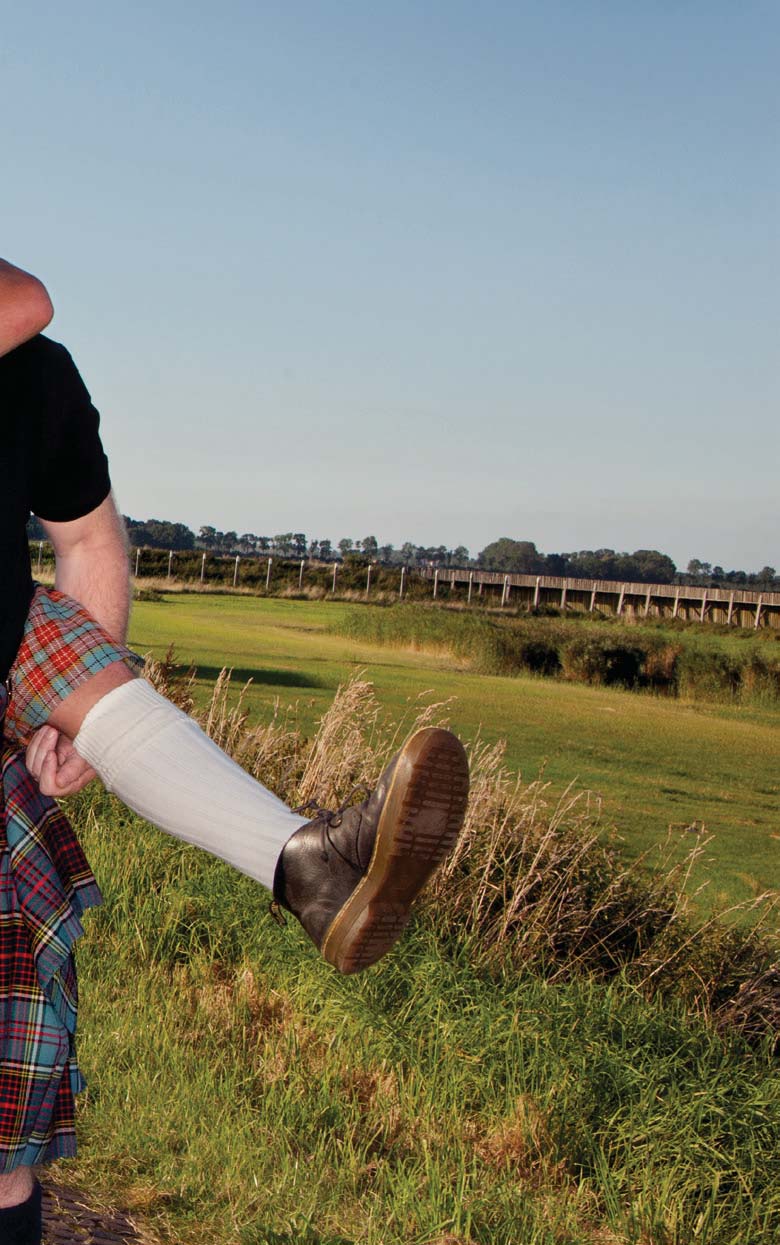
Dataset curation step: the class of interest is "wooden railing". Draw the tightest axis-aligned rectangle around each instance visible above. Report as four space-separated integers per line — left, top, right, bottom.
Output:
418 568 780 629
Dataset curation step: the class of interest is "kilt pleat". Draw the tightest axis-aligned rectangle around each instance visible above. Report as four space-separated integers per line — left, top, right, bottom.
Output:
0 725 101 1170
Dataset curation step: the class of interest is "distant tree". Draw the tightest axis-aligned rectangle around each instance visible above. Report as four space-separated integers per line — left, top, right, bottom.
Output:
26 515 45 541
378 544 395 563
361 535 379 559
478 538 542 573
451 545 470 566
127 518 195 550
198 525 218 549
543 552 567 575
400 541 416 565
757 566 777 587
687 559 712 582
318 539 332 561
292 533 307 557
566 549 619 580
338 538 354 558
273 533 294 555
628 550 676 584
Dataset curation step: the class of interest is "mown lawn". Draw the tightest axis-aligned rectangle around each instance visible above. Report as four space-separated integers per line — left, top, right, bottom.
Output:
127 594 780 911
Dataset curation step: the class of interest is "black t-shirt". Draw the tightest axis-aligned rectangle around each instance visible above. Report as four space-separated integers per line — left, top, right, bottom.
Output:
0 334 111 681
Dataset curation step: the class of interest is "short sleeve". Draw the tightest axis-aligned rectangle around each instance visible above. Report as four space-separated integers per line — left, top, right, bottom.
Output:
28 339 112 522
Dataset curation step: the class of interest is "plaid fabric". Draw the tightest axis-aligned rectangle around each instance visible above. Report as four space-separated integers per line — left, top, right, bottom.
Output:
4 585 144 748
0 677 104 1169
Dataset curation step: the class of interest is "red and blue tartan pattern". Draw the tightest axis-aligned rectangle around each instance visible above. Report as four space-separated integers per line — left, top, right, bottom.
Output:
0 585 126 1170
4 585 144 747
0 734 102 1170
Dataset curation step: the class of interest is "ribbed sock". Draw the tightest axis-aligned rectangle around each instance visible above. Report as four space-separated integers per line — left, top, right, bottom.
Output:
0 1179 42 1245
73 679 307 890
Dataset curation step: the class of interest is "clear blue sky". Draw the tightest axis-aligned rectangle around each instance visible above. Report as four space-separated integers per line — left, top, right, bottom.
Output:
4 1 777 570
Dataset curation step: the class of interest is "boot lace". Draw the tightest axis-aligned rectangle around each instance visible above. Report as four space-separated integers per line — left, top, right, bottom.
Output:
268 785 371 927
293 784 371 870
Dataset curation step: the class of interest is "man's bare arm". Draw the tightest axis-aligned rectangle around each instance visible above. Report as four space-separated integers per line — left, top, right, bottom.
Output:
0 259 53 356
41 493 132 642
28 494 133 796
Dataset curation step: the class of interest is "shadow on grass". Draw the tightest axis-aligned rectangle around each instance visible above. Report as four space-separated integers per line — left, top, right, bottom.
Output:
242 1230 354 1245
184 664 326 690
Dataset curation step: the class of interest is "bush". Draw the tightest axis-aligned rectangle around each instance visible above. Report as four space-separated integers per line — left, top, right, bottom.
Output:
676 647 742 701
333 604 780 707
560 634 646 687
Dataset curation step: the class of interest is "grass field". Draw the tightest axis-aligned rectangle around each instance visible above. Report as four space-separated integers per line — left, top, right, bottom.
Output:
47 590 780 1244
127 594 780 912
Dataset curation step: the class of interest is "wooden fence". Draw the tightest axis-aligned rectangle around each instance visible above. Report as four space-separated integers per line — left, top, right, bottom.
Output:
419 567 780 629
32 538 777 629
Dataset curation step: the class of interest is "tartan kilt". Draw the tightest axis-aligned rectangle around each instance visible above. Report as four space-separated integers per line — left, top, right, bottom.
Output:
4 584 144 748
0 730 102 1170
0 582 142 1170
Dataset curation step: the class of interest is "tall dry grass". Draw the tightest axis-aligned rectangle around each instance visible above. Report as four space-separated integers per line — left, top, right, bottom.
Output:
145 650 780 1049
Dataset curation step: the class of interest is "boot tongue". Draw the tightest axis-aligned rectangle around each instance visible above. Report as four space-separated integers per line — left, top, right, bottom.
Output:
330 805 367 871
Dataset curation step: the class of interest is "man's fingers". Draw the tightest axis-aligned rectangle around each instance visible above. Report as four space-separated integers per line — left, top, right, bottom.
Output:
25 726 59 780
37 749 61 797
56 753 97 791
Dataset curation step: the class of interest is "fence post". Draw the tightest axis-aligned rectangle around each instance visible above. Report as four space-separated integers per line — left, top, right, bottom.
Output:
699 591 707 623
673 587 680 619
266 557 273 590
332 562 338 594
366 563 372 598
167 550 173 580
399 567 406 599
533 577 540 608
433 568 439 599
589 587 597 612
644 588 652 617
755 595 763 630
617 584 626 615
135 546 141 578
467 571 474 604
501 575 509 607
727 591 735 626
299 559 305 591
233 555 240 588
560 582 567 610
200 552 206 583
37 540 43 571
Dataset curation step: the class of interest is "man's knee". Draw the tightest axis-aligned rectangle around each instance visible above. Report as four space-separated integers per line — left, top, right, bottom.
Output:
0 1164 34 1208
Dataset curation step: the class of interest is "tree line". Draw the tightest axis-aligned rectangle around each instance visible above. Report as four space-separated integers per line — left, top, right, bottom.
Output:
25 516 777 589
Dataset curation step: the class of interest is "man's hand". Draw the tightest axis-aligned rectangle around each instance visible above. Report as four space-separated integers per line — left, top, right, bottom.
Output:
26 725 97 797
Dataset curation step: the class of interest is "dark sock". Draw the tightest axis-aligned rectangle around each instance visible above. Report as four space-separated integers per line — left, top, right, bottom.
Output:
0 1179 42 1245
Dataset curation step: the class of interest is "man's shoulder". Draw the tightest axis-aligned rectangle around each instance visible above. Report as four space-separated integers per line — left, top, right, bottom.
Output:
0 335 86 408
1 333 74 374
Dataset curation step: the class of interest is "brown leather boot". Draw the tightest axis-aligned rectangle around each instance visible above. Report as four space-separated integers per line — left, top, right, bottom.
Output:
272 727 469 973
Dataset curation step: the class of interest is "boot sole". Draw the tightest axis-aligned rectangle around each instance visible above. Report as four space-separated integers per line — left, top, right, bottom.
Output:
321 727 469 974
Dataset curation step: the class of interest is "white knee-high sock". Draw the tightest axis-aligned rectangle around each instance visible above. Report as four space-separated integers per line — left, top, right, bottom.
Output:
73 679 308 891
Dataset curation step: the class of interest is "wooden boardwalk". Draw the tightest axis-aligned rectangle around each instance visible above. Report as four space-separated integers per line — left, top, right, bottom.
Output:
418 568 780 629
42 1181 157 1245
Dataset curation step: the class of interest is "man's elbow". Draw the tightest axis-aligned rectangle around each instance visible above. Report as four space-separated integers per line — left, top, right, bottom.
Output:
0 266 54 354
18 276 54 338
